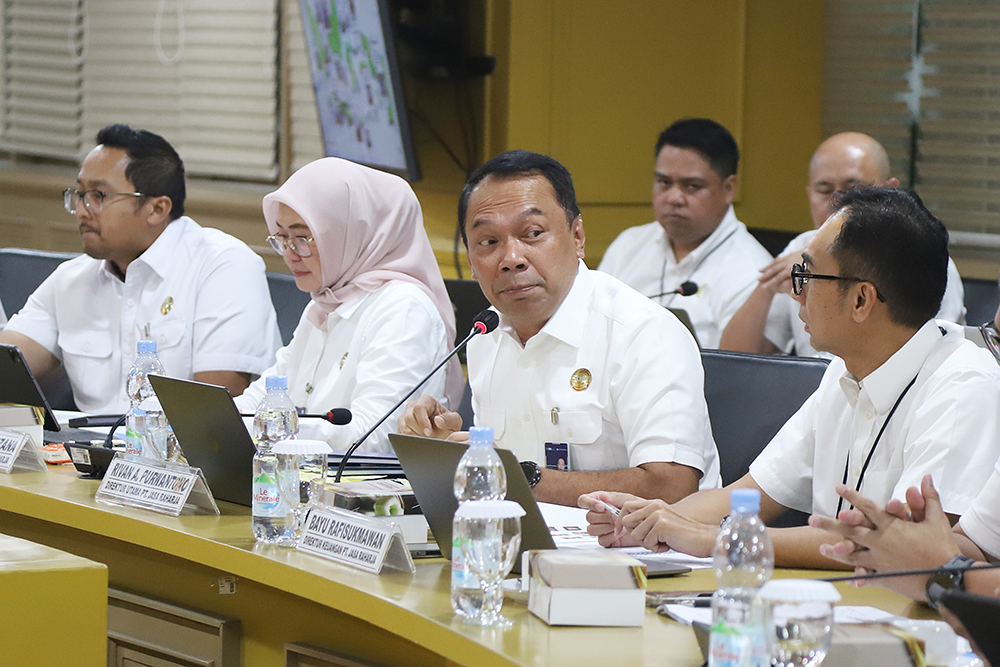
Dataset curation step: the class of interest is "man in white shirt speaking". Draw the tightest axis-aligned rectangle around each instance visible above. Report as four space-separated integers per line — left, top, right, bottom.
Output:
0 124 281 414
597 118 773 348
401 150 721 507
583 187 1000 568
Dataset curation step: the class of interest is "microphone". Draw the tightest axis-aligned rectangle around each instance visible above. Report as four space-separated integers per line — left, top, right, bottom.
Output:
647 281 699 300
333 308 500 482
239 408 353 425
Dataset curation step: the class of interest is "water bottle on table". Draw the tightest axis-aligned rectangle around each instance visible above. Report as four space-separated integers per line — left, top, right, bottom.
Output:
124 339 167 459
710 488 774 667
451 426 506 617
252 375 300 545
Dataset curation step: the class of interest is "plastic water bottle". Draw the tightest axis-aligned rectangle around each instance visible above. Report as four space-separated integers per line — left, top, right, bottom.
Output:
252 375 299 544
709 488 774 667
451 426 506 616
124 340 166 458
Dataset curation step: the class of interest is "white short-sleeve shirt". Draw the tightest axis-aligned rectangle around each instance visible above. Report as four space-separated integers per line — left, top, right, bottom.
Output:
5 217 281 414
597 207 774 349
234 282 449 454
959 460 1000 560
764 230 967 358
750 320 1000 518
467 262 721 490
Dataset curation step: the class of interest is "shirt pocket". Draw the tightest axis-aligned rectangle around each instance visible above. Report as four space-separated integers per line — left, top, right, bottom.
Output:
546 410 602 445
476 407 506 440
152 316 186 352
59 329 114 396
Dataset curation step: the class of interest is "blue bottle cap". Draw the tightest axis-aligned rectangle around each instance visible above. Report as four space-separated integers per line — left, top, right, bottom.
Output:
468 426 494 446
730 488 760 514
137 339 157 355
265 375 288 391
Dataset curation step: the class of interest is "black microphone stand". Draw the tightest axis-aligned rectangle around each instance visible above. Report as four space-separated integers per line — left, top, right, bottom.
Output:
333 313 497 482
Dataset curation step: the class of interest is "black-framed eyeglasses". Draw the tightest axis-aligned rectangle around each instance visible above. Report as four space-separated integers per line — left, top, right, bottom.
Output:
790 263 886 302
63 188 145 214
267 234 314 258
980 323 1000 364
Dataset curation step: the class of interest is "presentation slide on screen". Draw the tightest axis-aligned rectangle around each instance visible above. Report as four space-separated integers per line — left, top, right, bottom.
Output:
299 0 409 172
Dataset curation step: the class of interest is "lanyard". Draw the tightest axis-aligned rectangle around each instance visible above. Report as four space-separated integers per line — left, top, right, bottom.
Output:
836 374 919 516
657 227 737 308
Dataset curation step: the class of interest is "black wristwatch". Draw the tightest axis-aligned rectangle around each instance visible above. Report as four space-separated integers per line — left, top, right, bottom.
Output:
520 460 541 488
925 554 976 608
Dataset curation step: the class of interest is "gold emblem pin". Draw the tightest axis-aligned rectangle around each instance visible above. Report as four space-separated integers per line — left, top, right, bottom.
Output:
160 296 173 315
570 368 592 391
340 352 348 370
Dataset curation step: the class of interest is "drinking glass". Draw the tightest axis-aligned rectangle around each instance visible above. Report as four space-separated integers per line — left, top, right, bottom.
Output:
273 439 331 542
454 499 525 628
759 579 840 667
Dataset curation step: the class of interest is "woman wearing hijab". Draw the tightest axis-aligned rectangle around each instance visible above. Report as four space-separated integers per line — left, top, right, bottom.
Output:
235 157 458 453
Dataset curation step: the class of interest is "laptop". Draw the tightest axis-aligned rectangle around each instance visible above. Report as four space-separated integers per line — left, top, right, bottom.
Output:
941 589 1000 667
388 433 690 576
148 375 256 507
0 343 61 431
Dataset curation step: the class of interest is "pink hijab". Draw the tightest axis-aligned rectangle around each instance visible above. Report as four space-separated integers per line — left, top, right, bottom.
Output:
262 157 461 406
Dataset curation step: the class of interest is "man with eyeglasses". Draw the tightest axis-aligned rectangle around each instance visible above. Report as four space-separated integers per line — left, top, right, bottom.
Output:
582 187 1000 569
0 124 281 414
721 132 966 356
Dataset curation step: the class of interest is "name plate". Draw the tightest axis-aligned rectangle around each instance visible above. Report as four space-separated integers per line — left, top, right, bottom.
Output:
298 505 415 575
0 427 46 474
95 456 219 517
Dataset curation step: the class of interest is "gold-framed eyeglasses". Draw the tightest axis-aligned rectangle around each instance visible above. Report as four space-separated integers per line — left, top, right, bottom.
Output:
267 234 314 258
63 188 145 214
790 262 886 302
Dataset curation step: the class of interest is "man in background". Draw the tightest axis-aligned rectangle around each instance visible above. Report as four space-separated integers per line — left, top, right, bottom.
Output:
598 118 772 348
720 132 965 356
0 124 281 413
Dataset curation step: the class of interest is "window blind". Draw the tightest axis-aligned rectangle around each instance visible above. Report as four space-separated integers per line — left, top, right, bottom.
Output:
822 1 916 182
917 0 1000 236
283 0 324 173
80 0 279 180
0 0 82 160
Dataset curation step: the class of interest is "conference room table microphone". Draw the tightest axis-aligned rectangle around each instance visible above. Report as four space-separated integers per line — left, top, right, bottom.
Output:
238 408 353 425
646 281 699 300
333 308 501 482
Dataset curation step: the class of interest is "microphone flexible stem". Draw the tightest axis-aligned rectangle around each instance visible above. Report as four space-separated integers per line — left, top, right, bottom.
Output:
822 561 1000 583
333 326 480 482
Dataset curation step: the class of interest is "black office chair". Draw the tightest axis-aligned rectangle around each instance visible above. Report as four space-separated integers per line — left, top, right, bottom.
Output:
962 276 1000 327
701 349 829 527
0 248 80 410
0 248 79 316
444 279 491 363
265 271 312 346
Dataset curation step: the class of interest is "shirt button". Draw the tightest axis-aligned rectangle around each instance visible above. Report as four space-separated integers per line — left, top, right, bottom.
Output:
520 359 530 369
523 414 531 422
566 428 574 438
863 411 873 420
126 298 135 307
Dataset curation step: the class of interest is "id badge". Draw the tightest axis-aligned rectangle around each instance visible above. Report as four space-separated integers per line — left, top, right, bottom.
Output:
544 442 570 471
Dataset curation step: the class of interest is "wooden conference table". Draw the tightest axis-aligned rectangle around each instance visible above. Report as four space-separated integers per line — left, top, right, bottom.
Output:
0 465 934 667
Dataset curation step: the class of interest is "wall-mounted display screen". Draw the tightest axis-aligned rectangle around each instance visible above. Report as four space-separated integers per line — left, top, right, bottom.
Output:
299 0 420 181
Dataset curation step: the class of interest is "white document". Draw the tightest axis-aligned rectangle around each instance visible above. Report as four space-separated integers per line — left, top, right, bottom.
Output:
662 604 898 627
537 502 715 568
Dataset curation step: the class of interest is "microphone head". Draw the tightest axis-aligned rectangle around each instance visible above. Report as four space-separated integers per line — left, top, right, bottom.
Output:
472 309 500 335
677 281 699 297
326 408 352 425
